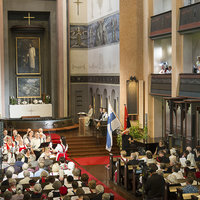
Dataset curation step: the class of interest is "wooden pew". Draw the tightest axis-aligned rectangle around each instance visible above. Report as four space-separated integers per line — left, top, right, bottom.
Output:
124 162 137 194
109 153 114 181
191 195 199 200
177 188 199 200
117 158 122 185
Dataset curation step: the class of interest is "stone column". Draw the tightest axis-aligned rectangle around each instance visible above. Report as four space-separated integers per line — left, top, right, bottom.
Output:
57 0 68 117
172 0 183 97
120 0 144 126
0 0 5 118
143 0 154 137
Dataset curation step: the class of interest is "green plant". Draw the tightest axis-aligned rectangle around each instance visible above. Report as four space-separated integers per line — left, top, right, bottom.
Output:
116 121 148 149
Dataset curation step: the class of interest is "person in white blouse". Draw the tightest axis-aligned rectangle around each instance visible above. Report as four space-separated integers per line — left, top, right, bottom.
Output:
32 132 42 160
38 128 46 143
53 136 68 161
23 130 34 148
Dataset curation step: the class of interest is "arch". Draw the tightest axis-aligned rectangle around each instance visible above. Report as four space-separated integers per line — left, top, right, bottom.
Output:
95 88 101 118
89 88 93 106
111 89 116 112
102 89 108 109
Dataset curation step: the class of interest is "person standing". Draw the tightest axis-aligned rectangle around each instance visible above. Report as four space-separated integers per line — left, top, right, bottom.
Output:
28 43 36 70
85 104 93 126
144 164 165 200
121 128 135 156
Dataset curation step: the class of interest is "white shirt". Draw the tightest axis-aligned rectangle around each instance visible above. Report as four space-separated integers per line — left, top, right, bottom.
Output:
18 171 33 178
102 112 108 121
32 138 41 150
55 144 68 153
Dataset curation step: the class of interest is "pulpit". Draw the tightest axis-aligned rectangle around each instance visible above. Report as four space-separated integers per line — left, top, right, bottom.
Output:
77 112 87 135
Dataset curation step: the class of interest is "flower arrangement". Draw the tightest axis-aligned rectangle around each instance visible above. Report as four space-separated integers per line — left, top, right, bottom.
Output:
117 121 148 149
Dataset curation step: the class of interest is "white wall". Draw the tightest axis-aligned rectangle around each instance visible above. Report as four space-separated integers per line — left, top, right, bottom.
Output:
183 33 200 73
154 38 172 73
69 0 88 24
183 0 200 6
154 0 171 15
69 0 120 76
87 0 119 23
154 96 163 138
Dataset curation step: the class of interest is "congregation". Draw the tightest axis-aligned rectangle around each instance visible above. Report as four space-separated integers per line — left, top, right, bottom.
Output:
114 138 200 200
0 128 112 200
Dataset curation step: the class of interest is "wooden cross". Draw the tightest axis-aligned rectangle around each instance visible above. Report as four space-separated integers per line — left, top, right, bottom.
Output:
24 12 35 26
74 0 83 15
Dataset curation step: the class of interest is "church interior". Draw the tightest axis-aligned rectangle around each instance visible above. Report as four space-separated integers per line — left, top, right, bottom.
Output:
1 0 200 200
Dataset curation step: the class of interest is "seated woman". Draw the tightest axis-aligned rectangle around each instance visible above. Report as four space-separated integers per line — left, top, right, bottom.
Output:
3 136 16 164
48 181 62 198
154 140 166 155
39 147 52 160
53 136 68 161
184 160 196 178
50 163 60 176
7 179 17 194
38 170 49 185
23 130 34 148
46 135 53 151
127 152 139 165
166 164 184 184
22 148 36 163
25 180 36 192
31 184 42 199
11 184 23 200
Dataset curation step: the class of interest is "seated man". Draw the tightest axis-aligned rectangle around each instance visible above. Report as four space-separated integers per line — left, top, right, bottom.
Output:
182 177 199 194
144 163 165 200
102 108 108 121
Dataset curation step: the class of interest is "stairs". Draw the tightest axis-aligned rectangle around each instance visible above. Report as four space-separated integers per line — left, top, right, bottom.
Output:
66 136 120 157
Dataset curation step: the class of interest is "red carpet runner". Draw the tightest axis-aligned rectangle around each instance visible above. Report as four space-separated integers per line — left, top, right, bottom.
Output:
73 156 110 166
70 157 125 200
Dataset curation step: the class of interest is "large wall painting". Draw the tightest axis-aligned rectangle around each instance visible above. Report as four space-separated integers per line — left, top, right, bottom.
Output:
16 37 41 75
70 13 119 49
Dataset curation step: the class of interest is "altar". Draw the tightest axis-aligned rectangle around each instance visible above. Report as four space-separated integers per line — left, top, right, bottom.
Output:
9 104 52 118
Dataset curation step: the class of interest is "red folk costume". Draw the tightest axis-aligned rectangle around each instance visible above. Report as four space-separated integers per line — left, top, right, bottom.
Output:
55 143 68 161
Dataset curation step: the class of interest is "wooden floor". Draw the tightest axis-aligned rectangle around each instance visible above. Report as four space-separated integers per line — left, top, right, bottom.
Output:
57 127 141 200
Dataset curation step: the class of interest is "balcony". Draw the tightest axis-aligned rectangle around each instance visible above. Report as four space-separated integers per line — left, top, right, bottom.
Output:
150 11 172 39
179 2 200 33
150 74 171 96
179 73 200 98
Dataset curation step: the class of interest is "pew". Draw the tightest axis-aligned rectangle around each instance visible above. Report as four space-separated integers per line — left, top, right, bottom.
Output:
177 188 199 200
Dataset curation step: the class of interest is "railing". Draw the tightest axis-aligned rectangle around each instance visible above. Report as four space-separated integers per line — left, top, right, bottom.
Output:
150 74 172 96
150 11 172 39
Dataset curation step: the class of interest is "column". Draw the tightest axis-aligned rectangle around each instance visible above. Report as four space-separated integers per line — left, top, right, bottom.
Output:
172 0 183 97
57 0 68 117
120 0 144 125
0 0 5 118
143 0 154 137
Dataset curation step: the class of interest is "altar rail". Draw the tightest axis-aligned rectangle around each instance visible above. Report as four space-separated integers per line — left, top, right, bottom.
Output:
1 117 75 130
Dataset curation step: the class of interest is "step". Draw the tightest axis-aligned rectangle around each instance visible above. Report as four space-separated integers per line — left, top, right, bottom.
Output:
68 147 119 153
69 150 119 158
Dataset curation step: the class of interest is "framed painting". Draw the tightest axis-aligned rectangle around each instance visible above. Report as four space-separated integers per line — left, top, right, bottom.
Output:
17 77 41 98
16 37 41 75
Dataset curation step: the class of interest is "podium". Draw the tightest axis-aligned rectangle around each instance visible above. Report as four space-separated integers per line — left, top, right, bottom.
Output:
77 112 87 135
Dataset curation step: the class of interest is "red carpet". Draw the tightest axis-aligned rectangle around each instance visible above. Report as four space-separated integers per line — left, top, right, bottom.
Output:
70 159 126 200
73 156 110 166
